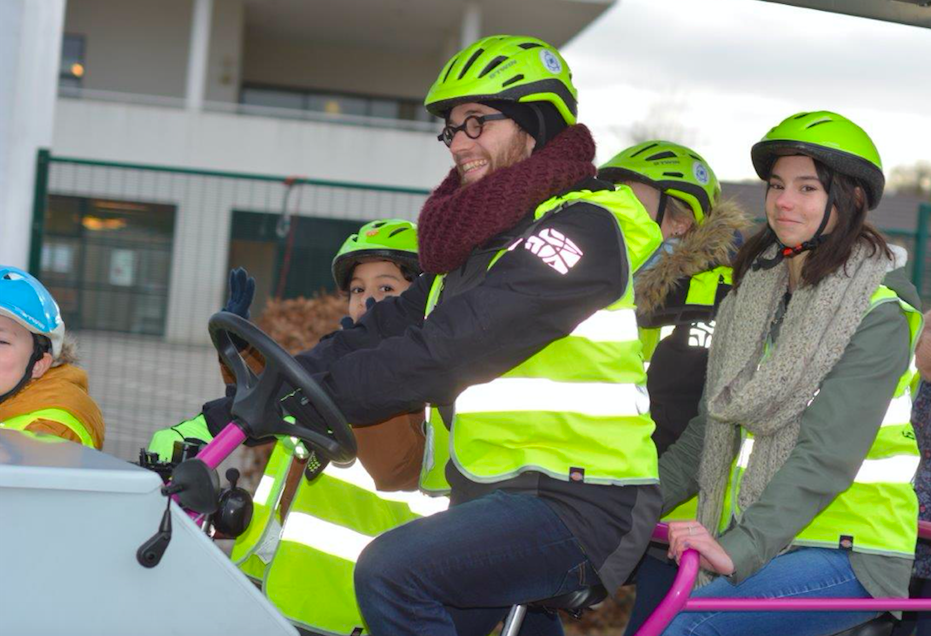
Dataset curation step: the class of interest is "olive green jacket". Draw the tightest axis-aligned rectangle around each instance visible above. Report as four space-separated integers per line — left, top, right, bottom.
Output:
659 266 921 601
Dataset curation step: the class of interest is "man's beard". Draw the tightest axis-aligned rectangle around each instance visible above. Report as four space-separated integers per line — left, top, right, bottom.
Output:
458 133 531 188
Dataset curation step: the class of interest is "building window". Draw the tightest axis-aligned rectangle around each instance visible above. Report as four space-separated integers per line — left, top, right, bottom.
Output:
60 34 86 89
41 195 176 335
240 84 434 123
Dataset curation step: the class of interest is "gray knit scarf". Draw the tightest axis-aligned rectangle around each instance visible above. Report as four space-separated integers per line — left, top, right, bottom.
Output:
695 242 892 585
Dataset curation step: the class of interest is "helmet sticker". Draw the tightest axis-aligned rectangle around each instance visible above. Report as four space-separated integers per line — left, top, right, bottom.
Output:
692 161 710 186
365 229 379 237
540 49 562 75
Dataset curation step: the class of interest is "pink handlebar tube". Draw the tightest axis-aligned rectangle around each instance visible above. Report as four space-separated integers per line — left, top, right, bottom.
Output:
685 598 931 612
920 520 931 541
634 522 931 635
195 421 247 469
172 422 247 521
636 549 701 636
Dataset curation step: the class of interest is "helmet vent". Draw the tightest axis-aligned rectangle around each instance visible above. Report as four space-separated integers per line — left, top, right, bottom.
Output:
518 42 543 50
388 227 409 238
458 48 485 80
479 56 508 78
372 222 386 228
630 143 659 158
805 119 831 129
688 154 701 160
793 112 810 120
501 74 524 88
443 56 458 83
662 172 685 178
646 151 677 161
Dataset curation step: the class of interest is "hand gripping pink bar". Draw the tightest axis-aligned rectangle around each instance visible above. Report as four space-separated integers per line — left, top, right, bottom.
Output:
635 522 931 635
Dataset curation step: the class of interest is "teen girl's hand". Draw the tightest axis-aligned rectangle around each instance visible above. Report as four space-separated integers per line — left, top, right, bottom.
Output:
667 521 735 576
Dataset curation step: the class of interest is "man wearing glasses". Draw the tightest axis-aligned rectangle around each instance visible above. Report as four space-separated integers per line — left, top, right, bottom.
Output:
208 35 664 635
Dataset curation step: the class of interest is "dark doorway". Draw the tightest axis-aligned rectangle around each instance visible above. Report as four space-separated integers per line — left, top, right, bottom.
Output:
228 211 360 316
40 195 176 335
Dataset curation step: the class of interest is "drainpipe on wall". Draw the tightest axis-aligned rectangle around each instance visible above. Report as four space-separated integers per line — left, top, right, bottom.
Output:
185 0 213 112
460 1 482 48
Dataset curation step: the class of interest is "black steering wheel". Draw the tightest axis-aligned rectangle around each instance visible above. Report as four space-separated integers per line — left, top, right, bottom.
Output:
208 311 356 464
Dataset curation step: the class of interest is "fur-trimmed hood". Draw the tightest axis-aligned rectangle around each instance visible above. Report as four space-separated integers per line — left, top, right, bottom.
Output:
635 197 750 318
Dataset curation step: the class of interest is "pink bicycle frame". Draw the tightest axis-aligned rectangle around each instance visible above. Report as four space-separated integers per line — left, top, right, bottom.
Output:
174 427 931 631
635 521 931 636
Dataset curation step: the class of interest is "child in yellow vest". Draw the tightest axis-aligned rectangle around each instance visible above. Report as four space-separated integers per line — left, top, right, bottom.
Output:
0 266 104 449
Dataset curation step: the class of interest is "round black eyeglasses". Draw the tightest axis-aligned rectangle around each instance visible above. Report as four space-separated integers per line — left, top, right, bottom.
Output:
437 114 509 147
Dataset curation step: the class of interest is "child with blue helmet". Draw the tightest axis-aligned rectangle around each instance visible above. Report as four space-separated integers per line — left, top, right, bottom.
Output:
0 266 104 448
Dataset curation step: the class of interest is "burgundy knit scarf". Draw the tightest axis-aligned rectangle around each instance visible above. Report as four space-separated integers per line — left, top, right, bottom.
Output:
417 124 597 274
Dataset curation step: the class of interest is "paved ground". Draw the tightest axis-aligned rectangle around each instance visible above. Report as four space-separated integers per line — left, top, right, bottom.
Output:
75 330 228 460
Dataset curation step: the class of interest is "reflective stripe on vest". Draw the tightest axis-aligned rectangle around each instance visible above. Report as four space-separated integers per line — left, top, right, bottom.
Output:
230 437 298 580
720 285 922 558
265 456 449 635
420 188 662 488
1 408 97 448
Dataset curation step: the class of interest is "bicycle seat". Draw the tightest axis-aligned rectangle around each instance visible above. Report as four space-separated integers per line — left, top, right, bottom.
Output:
529 583 608 614
832 614 895 636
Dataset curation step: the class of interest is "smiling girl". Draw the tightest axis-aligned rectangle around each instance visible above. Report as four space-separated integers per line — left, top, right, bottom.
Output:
652 112 923 636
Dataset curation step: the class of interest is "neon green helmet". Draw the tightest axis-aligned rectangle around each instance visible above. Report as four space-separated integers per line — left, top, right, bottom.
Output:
331 219 420 291
424 35 578 125
751 111 884 209
598 141 721 225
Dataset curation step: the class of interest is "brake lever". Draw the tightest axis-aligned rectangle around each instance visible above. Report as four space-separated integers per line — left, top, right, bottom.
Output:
275 414 344 460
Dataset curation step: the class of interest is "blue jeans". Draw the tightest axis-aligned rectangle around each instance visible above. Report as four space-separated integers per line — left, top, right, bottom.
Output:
354 490 598 636
624 552 680 635
629 548 876 636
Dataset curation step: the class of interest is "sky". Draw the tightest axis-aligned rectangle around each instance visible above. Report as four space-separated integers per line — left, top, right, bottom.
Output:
563 0 931 183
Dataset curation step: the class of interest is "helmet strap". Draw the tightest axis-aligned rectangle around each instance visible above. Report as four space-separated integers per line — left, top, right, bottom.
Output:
529 103 546 153
0 337 46 404
753 180 836 272
655 192 669 229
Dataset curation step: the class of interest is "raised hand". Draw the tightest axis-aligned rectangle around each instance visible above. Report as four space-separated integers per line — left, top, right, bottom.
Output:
224 267 256 319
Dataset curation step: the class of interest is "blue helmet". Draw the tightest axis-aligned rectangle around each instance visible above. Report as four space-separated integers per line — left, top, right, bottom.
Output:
0 266 65 358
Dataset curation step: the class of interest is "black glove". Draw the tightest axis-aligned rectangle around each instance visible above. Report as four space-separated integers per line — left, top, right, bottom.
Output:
338 297 376 330
224 267 256 319
223 268 256 350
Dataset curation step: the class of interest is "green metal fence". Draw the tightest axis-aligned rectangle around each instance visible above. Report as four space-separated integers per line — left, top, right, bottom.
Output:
29 149 429 460
27 150 931 461
915 203 930 301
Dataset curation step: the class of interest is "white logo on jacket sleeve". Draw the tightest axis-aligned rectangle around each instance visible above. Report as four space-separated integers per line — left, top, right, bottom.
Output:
514 228 584 274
